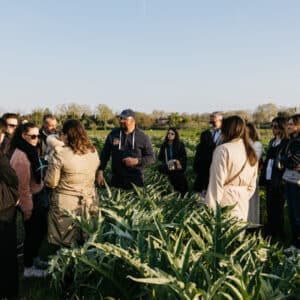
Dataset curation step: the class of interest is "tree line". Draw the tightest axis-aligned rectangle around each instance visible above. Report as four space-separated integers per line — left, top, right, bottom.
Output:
7 102 300 130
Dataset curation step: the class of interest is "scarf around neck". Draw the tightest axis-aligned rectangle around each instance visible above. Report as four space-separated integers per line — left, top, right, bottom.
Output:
15 138 42 184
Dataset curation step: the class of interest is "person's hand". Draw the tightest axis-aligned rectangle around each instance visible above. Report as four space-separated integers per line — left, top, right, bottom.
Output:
175 160 182 170
296 164 300 172
96 170 105 186
122 157 139 167
23 210 32 221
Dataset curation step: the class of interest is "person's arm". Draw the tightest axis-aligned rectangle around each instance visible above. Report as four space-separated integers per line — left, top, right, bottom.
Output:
177 142 187 171
205 146 228 210
44 148 63 188
0 154 18 189
99 134 112 171
139 135 155 166
193 143 202 173
282 139 300 170
96 134 112 185
11 153 32 220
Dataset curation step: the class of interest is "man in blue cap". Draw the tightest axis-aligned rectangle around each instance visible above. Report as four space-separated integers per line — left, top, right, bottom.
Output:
96 109 155 189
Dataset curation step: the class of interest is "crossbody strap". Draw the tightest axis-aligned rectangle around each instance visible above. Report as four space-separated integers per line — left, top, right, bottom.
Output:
224 159 248 186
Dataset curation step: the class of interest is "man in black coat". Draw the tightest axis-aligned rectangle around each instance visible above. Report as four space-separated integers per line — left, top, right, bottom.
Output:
96 109 155 190
193 111 223 193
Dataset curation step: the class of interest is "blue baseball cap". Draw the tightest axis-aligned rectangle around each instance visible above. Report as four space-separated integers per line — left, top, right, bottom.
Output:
119 109 136 119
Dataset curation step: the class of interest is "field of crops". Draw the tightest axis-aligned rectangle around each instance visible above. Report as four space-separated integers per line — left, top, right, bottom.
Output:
19 129 300 299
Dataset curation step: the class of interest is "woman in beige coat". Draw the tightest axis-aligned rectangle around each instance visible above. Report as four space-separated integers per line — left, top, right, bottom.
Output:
45 119 100 247
205 116 258 222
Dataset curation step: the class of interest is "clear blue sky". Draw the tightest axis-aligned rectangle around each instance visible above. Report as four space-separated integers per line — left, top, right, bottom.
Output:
0 0 299 114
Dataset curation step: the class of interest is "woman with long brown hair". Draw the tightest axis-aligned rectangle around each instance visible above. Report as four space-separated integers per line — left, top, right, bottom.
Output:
45 119 100 247
205 116 258 221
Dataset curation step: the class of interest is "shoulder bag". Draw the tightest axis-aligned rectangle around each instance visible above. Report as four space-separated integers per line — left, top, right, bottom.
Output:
224 159 248 186
282 169 300 186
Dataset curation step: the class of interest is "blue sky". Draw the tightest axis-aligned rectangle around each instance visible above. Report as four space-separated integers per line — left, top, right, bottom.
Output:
0 0 299 114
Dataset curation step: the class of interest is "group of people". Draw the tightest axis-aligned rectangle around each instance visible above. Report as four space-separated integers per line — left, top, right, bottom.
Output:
0 108 300 299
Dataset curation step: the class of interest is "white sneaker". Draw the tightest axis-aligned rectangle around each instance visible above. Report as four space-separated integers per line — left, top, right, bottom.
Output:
23 266 47 278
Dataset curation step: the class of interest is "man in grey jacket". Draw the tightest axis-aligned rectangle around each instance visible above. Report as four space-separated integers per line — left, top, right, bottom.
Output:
96 109 155 190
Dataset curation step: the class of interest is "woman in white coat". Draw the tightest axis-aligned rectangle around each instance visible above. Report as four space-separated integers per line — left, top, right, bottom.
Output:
205 116 258 222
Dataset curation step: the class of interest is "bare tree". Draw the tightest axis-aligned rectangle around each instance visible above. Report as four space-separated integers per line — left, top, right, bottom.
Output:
95 104 114 130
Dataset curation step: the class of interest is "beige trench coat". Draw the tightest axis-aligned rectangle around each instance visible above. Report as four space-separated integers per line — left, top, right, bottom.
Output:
205 139 258 222
45 146 100 246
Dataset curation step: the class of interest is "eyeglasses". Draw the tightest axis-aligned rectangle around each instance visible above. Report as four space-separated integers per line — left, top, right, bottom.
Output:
26 134 40 140
7 124 17 128
167 132 175 136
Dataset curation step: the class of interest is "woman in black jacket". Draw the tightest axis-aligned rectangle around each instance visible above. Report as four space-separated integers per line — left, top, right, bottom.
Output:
260 116 289 239
282 114 300 252
158 128 188 196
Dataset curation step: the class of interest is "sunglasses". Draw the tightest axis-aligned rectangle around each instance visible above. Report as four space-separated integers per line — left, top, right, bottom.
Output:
26 134 40 140
167 132 175 136
271 124 279 129
7 124 17 128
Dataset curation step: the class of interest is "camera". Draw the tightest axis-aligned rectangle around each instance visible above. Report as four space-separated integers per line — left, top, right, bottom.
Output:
167 159 177 171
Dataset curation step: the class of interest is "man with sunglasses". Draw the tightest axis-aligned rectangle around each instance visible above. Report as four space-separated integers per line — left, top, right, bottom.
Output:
1 113 19 159
96 109 155 190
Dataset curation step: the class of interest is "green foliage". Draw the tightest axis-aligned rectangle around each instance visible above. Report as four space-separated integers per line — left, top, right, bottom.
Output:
48 175 300 299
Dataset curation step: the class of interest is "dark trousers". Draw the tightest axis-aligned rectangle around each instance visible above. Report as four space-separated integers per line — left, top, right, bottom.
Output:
111 175 143 190
286 182 300 248
265 182 285 238
0 214 18 298
23 193 48 268
168 172 188 196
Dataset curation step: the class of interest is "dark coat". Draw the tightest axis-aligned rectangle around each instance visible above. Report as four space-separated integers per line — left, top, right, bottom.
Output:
158 141 187 174
100 127 155 189
260 138 290 187
282 133 300 170
158 141 188 195
193 130 215 192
